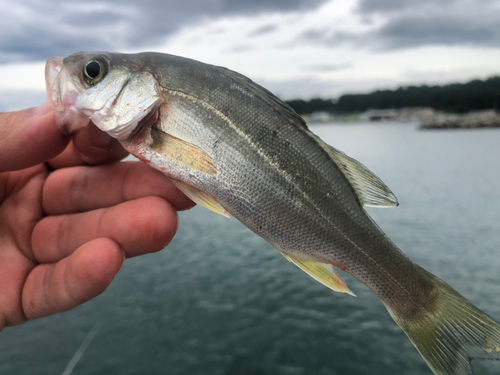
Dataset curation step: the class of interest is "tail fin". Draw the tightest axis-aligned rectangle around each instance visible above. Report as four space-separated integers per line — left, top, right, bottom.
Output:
387 268 500 375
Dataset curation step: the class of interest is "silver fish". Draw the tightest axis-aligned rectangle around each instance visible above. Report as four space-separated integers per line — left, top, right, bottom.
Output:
46 52 500 375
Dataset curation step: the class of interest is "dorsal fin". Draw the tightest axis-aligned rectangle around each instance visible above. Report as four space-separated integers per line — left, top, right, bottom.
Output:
318 138 398 208
213 65 395 208
213 65 308 130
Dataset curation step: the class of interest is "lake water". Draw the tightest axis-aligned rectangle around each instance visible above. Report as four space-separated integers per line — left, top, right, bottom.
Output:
2 122 500 375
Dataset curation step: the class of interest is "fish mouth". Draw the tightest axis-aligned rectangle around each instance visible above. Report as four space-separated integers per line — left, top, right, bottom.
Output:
45 57 65 112
45 57 90 135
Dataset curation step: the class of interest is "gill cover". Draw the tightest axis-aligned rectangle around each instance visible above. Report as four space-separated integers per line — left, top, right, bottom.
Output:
45 53 163 140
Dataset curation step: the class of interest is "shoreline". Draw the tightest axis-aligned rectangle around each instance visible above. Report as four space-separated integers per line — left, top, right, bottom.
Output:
420 110 500 129
302 109 500 129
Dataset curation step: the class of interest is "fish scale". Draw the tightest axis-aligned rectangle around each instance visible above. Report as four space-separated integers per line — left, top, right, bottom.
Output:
45 51 500 375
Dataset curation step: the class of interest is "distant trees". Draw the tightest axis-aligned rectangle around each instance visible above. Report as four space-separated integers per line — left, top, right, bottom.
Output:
285 76 500 114
285 98 337 114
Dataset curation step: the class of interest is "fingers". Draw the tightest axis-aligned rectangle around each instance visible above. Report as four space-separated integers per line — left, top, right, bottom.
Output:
0 106 127 172
0 105 69 172
43 161 194 214
32 196 179 263
47 123 129 169
22 238 124 320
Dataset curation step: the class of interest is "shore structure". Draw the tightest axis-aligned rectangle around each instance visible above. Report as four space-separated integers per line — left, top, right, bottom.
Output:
420 110 500 129
300 107 500 129
359 108 436 122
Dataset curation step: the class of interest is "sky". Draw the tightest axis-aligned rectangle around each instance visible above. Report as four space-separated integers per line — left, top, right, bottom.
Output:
2 0 500 111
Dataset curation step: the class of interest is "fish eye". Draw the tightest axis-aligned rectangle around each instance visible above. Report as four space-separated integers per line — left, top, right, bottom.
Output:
83 58 108 85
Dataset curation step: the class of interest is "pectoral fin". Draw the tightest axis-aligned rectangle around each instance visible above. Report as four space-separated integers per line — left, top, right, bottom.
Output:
319 139 398 208
151 126 217 176
171 180 230 218
281 253 355 296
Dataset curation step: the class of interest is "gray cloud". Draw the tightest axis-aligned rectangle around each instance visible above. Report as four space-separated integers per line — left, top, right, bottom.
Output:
356 0 458 14
297 29 354 47
258 77 339 100
297 0 500 51
225 45 256 53
299 28 329 42
257 76 398 100
301 62 353 72
63 10 128 27
0 0 326 63
259 75 425 100
248 24 278 37
375 13 500 50
221 0 323 13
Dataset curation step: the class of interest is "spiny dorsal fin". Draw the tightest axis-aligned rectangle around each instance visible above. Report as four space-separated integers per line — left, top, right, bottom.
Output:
281 252 355 296
319 139 398 208
170 180 230 218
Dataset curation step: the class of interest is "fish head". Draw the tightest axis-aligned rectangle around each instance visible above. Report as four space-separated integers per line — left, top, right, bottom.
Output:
45 52 163 140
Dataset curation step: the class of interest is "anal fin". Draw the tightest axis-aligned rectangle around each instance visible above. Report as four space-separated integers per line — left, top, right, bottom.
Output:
281 253 355 296
171 180 230 218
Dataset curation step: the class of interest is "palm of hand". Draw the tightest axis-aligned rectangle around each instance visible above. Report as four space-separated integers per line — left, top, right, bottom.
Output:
1 164 58 327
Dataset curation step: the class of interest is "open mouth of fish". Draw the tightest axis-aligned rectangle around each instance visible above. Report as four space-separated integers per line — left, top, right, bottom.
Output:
45 57 90 135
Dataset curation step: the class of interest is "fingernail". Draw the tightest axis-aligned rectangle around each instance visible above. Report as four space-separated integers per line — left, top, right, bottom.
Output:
35 102 52 117
90 123 113 148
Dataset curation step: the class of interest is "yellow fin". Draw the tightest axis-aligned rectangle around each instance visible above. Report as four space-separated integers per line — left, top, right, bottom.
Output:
151 126 217 176
281 253 355 296
171 180 230 218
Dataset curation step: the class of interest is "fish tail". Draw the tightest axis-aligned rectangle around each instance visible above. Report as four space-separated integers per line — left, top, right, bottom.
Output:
386 266 500 375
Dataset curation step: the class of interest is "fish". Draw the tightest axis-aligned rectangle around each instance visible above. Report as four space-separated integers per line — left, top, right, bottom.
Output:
45 51 500 375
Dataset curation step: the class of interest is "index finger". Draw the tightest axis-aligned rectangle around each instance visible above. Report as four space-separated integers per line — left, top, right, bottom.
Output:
43 161 195 215
47 122 129 169
0 105 69 172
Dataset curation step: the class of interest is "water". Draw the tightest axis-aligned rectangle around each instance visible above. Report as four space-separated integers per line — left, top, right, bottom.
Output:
2 122 500 375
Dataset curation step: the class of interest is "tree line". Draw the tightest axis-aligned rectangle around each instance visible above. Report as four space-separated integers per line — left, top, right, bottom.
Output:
285 76 500 114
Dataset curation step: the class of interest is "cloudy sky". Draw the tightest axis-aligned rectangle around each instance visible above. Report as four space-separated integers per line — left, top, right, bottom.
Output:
2 0 500 111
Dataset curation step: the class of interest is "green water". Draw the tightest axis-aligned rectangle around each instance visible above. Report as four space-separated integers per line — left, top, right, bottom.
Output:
2 122 500 375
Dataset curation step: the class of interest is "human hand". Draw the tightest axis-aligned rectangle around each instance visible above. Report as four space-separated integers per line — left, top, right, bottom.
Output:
0 104 194 332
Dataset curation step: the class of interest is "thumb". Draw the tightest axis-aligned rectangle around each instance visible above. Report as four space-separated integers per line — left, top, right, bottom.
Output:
0 103 70 172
